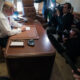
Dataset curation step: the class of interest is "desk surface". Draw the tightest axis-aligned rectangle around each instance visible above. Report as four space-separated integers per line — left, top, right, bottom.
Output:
5 20 56 58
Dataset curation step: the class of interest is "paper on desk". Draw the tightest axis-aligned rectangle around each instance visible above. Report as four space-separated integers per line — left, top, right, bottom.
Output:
26 26 30 30
10 41 24 46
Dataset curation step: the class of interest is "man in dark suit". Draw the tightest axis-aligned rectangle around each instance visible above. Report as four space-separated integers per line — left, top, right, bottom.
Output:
56 3 73 32
47 3 74 42
63 28 80 63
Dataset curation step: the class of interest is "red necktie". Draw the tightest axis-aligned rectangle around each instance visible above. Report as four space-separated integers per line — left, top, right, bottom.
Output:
8 17 13 29
8 17 10 24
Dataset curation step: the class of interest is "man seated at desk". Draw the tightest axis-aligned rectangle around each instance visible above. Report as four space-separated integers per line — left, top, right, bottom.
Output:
0 1 26 47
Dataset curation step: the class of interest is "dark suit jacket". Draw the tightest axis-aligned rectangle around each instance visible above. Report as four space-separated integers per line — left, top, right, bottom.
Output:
64 37 80 63
48 12 74 33
57 13 74 31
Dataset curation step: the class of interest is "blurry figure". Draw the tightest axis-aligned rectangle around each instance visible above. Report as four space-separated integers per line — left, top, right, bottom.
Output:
72 68 80 80
0 0 5 11
63 28 80 63
47 2 74 42
0 1 26 47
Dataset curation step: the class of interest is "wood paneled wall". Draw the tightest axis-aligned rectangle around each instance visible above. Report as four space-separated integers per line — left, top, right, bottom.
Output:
22 0 36 19
22 0 34 7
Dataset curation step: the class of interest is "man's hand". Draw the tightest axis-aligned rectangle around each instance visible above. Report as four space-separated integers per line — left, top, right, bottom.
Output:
21 25 26 32
72 68 80 80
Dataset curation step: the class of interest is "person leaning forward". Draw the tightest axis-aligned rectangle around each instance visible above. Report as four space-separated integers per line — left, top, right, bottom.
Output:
0 1 26 47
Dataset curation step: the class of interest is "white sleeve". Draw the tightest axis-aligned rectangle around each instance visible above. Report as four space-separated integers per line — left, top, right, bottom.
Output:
0 18 21 36
8 28 21 36
10 17 22 28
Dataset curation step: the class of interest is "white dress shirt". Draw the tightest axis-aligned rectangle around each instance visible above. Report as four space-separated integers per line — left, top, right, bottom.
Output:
0 11 22 38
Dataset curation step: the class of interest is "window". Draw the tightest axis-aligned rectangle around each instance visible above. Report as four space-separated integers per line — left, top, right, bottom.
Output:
34 3 39 13
6 0 24 14
34 2 43 14
17 0 23 12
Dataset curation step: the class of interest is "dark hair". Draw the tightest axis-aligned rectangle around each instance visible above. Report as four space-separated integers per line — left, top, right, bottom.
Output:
64 3 72 9
71 28 80 36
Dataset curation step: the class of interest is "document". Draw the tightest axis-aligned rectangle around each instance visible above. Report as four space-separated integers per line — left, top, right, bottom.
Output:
26 26 30 30
10 41 24 47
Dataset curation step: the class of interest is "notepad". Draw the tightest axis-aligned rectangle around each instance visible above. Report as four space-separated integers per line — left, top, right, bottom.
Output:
26 26 30 30
11 27 39 39
10 41 24 47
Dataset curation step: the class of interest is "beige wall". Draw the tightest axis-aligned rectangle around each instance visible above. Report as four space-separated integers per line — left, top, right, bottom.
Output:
56 0 80 12
70 0 80 12
0 0 5 11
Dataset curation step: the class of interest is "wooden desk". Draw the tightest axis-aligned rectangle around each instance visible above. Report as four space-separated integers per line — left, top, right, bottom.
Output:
5 21 56 80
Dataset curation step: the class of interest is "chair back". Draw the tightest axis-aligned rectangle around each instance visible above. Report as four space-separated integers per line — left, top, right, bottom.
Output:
24 7 36 20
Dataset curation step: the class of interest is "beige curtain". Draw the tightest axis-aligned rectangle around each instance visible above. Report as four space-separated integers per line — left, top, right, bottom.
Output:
14 0 17 10
0 0 5 11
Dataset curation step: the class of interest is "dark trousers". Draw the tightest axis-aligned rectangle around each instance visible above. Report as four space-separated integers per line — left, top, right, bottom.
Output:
0 36 9 48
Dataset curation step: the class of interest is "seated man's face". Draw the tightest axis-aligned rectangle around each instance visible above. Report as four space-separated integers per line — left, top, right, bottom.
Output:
63 4 69 14
6 7 14 16
70 30 76 38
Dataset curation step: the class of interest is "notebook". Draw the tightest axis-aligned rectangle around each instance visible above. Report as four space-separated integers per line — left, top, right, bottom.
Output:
10 41 24 47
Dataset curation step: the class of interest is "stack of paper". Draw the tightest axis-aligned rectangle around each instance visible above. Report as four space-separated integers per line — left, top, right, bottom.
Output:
26 26 30 30
10 41 24 47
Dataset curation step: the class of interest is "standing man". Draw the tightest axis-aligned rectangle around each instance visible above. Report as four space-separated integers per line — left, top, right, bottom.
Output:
72 68 80 80
0 1 26 47
42 0 48 22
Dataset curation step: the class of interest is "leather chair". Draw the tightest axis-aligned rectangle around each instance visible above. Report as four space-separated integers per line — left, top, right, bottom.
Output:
22 0 34 7
24 7 36 20
24 6 46 26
